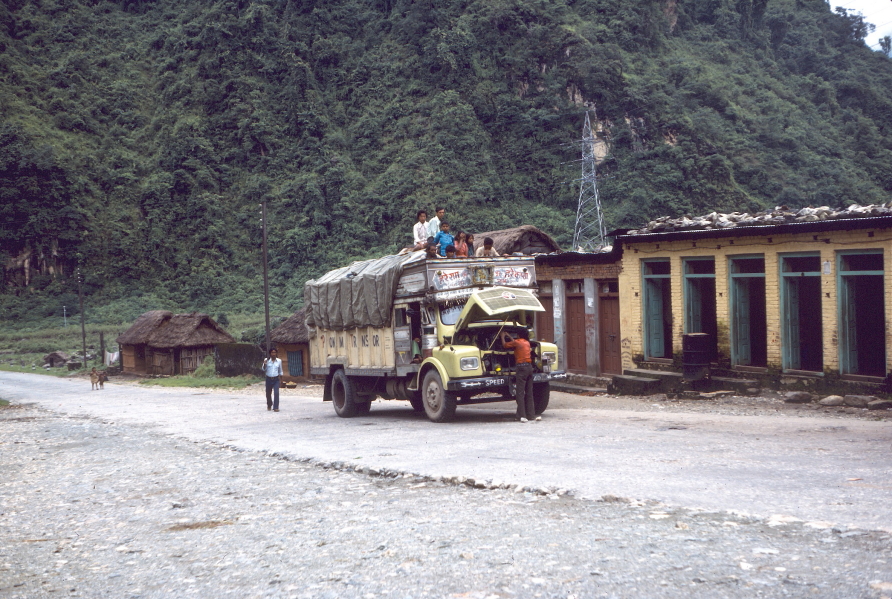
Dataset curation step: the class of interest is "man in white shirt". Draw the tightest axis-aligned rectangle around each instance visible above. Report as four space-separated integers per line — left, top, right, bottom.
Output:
412 210 429 249
427 206 445 238
262 348 283 411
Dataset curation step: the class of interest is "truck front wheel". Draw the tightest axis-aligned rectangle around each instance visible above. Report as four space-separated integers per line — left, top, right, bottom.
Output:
331 369 358 418
533 382 550 415
421 370 457 423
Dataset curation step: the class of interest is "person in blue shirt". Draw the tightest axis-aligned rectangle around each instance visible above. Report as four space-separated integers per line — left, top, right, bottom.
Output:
262 348 283 411
433 221 454 257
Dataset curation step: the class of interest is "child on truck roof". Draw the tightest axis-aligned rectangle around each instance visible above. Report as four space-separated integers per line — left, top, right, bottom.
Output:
475 236 500 257
412 210 428 250
433 222 454 257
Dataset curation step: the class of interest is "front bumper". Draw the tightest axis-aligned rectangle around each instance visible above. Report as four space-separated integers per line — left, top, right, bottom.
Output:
446 370 567 392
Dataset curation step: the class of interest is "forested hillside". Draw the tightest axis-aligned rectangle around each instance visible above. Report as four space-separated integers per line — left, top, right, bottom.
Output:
2 0 891 326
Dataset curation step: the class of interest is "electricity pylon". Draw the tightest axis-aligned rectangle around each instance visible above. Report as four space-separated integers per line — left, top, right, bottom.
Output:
572 111 607 252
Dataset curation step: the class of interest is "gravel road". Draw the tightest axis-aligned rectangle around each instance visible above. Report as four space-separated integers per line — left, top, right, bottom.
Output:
1 372 891 598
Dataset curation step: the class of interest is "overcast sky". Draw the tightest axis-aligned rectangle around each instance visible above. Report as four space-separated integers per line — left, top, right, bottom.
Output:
828 0 892 50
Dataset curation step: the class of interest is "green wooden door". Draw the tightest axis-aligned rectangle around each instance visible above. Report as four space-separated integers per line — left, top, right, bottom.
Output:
785 278 801 370
646 278 665 358
734 278 751 365
841 276 859 374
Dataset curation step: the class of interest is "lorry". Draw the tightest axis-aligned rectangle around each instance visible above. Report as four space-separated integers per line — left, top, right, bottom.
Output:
304 252 565 422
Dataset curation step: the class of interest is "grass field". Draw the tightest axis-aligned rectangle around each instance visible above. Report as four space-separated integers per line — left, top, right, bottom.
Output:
139 375 262 389
0 363 71 377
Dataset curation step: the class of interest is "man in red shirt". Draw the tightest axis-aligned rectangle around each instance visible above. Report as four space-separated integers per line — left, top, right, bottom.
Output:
500 329 539 422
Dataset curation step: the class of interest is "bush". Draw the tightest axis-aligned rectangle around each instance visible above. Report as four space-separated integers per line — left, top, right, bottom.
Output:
191 354 216 378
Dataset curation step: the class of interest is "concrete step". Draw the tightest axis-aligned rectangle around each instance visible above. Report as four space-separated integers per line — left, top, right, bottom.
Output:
708 376 760 394
624 368 685 392
551 381 608 395
566 373 613 388
608 374 662 396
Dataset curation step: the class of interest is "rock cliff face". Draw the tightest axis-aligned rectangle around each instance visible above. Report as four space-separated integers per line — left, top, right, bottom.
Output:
626 203 892 235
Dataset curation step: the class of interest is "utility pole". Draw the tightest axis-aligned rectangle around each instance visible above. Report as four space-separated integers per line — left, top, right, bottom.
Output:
63 305 67 328
261 201 271 353
77 267 87 368
572 111 607 252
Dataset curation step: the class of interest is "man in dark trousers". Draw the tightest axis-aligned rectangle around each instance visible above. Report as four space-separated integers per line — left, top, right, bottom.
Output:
262 348 283 412
500 329 539 422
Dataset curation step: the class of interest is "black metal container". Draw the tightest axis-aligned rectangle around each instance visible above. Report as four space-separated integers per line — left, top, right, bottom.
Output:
682 333 711 381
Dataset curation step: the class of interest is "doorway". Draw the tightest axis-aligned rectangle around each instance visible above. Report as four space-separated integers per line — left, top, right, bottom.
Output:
565 280 587 373
780 254 822 371
730 256 767 367
642 260 672 359
683 258 718 361
839 251 885 377
599 280 621 374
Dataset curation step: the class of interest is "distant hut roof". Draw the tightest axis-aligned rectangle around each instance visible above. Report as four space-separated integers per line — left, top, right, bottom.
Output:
116 310 173 345
271 308 309 344
474 225 561 255
146 312 235 349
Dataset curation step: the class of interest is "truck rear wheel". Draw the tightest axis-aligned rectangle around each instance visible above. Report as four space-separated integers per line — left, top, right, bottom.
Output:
331 369 358 418
533 382 550 415
421 370 456 423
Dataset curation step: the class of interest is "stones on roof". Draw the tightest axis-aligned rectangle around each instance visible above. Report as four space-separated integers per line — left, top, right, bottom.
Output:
626 203 892 235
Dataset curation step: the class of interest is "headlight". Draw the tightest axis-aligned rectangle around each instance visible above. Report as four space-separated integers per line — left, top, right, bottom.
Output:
542 352 556 364
460 357 480 371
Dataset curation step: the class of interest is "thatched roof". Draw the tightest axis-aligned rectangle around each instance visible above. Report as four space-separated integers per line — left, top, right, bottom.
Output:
147 312 234 349
474 225 561 255
116 310 173 345
116 311 234 348
271 308 309 344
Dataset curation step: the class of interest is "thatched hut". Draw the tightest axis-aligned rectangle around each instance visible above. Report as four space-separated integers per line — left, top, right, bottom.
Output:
473 225 561 255
270 308 312 381
116 311 234 376
116 310 172 374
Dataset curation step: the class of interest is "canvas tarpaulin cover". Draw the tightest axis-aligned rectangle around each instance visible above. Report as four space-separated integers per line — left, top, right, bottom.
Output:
304 252 426 331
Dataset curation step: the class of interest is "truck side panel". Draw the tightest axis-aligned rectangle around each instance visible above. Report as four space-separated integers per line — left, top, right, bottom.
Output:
311 326 396 371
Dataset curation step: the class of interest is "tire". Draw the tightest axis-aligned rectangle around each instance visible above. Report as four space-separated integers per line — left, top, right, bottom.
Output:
421 370 457 423
533 382 550 415
331 369 358 418
408 395 425 413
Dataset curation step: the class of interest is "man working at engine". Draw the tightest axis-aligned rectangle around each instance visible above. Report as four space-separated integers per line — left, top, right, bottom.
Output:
499 329 539 423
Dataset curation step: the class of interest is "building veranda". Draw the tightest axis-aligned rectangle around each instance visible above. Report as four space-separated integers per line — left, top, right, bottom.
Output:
613 205 892 392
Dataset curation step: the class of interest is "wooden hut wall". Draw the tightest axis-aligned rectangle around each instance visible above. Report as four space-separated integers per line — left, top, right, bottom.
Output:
121 344 148 374
180 346 213 375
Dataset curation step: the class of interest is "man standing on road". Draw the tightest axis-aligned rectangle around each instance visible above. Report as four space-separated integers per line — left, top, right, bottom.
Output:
262 348 283 412
500 330 538 422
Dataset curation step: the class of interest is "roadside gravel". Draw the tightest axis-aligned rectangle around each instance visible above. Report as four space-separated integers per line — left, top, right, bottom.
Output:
2 402 891 599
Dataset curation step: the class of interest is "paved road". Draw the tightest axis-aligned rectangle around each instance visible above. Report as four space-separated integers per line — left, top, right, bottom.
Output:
1 371 890 531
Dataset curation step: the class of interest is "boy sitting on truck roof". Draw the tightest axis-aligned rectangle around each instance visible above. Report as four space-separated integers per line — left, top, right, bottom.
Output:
475 237 501 257
444 244 457 259
425 242 442 259
433 222 454 257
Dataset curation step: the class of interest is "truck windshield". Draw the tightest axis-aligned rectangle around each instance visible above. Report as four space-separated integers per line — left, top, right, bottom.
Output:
439 304 462 325
438 299 467 325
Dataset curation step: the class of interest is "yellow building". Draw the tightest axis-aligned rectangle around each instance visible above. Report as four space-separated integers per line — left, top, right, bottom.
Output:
614 210 892 390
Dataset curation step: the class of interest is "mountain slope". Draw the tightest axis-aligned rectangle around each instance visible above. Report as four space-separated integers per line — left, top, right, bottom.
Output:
1 0 890 325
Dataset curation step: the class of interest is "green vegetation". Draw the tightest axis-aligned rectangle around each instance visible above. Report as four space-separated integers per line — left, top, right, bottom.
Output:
138 355 261 388
0 363 70 376
1 0 891 331
0 399 9 407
